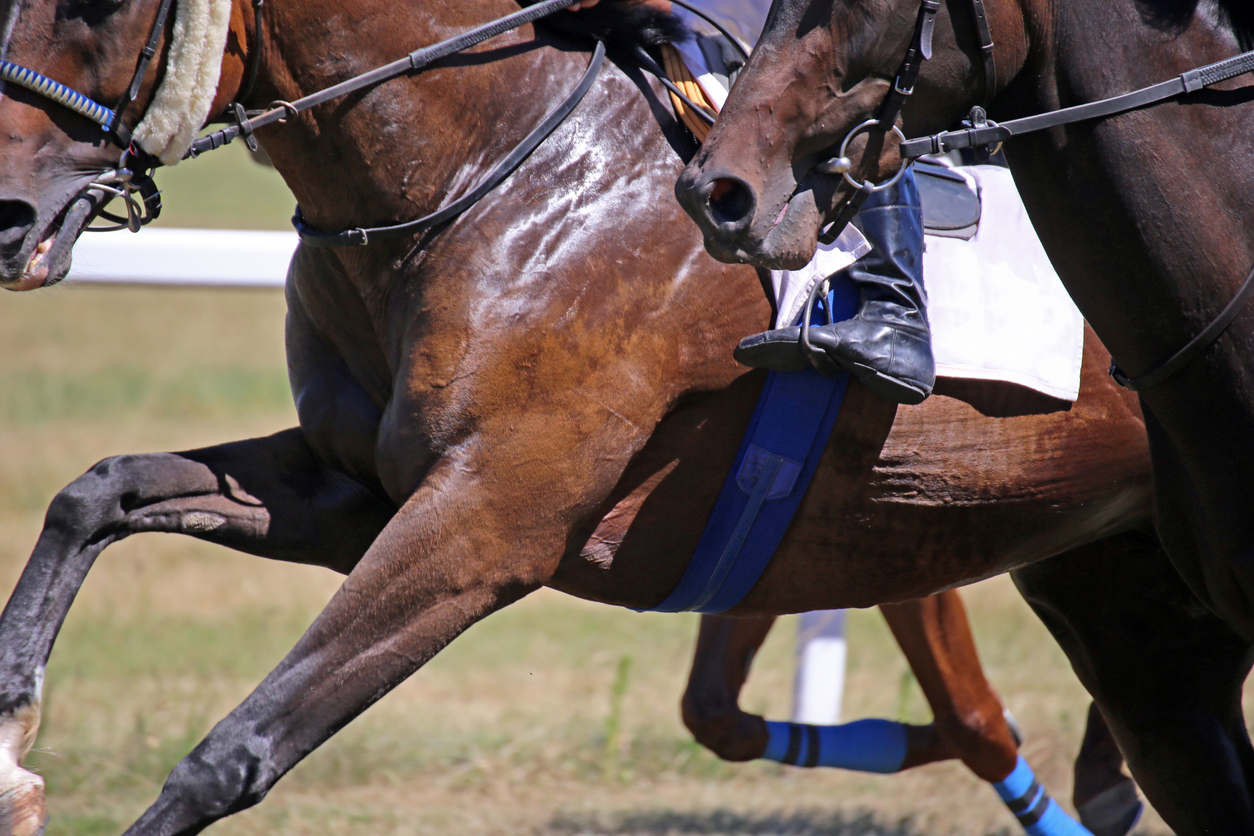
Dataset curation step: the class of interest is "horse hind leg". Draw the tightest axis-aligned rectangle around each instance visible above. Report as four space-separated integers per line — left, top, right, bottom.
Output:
0 429 394 834
1073 703 1143 836
877 592 1091 836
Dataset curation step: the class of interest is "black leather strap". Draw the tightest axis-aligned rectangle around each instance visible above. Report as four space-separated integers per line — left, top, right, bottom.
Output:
1110 263 1254 391
877 0 940 128
294 40 606 248
191 0 579 156
901 48 1254 158
108 0 176 145
968 0 996 105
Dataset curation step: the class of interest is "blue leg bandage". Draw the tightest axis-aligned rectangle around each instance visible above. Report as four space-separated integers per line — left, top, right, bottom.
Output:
760 719 908 773
993 756 1094 836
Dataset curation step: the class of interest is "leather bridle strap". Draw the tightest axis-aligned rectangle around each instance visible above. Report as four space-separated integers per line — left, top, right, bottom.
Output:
876 0 939 129
190 0 578 155
293 40 606 247
111 0 176 145
969 0 996 106
900 48 1254 158
1109 264 1254 391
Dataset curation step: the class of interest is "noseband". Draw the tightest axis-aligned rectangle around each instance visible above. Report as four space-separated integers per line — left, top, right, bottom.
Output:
0 0 178 230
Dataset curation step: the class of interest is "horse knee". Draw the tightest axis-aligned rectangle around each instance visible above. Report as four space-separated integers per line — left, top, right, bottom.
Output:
44 456 137 532
681 691 764 761
159 742 270 823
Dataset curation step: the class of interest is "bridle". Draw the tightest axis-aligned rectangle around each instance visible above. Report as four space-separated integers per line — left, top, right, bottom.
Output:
818 0 1254 392
0 0 750 257
0 0 179 231
0 0 270 232
0 0 615 244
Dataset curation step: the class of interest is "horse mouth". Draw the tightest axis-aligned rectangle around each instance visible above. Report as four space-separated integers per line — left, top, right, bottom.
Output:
749 189 825 271
4 196 97 292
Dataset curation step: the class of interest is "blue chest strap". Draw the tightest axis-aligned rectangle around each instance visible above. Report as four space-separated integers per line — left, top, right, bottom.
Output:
645 278 858 614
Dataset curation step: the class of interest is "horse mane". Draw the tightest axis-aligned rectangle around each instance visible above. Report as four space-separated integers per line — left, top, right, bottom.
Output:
1138 1 1254 50
527 0 689 50
1216 0 1254 49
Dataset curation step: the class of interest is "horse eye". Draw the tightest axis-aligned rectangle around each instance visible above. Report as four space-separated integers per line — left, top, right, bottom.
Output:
59 0 126 23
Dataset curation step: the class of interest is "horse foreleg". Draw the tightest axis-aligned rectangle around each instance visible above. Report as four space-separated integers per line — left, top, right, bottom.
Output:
1013 531 1254 836
681 614 776 760
0 428 395 836
118 474 557 836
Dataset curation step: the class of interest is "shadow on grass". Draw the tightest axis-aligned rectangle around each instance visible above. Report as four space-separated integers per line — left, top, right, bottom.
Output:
547 808 1002 836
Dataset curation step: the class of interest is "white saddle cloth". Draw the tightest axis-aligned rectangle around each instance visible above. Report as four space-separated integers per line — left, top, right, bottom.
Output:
670 31 1085 402
924 165 1084 401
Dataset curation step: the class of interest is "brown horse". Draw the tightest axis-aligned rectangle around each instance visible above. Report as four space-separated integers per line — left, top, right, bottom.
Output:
682 596 1141 836
675 7 1254 829
0 1 1219 833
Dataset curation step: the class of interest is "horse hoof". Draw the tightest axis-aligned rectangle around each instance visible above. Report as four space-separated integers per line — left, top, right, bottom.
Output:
0 705 47 836
1077 780 1142 836
0 773 46 836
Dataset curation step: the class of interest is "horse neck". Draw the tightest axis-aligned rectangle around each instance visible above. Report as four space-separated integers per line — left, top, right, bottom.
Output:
982 0 1254 378
229 0 571 250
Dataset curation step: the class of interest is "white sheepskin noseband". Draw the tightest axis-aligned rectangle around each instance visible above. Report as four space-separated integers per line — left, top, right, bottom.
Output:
131 0 233 166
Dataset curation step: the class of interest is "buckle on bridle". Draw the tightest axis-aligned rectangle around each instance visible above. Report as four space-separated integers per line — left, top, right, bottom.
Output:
837 120 910 193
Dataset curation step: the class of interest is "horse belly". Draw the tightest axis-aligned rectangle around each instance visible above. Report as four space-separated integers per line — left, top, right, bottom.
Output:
740 370 1154 611
554 329 1153 615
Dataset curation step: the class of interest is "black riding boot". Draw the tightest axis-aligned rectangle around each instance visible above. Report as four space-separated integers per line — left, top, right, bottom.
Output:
733 172 935 405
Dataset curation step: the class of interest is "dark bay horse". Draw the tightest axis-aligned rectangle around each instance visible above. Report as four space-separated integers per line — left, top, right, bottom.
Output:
0 0 1230 833
675 8 1254 829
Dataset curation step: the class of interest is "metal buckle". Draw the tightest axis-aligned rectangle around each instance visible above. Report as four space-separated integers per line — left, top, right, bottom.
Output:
1108 361 1132 389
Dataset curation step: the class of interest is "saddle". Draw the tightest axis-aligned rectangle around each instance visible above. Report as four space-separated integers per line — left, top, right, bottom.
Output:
914 160 982 239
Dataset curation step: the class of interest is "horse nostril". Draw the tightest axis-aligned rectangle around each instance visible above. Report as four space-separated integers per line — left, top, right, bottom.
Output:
0 200 38 258
707 177 755 228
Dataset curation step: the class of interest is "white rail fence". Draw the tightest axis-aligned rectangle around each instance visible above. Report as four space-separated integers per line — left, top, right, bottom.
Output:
68 228 295 288
70 227 849 723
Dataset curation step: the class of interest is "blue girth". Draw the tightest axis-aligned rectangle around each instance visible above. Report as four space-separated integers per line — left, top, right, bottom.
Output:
646 277 858 614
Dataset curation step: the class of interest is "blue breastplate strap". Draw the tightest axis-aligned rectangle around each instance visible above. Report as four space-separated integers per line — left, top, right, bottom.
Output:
646 277 859 614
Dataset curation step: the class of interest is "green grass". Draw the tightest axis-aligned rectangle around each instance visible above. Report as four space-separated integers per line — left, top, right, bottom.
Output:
149 142 295 231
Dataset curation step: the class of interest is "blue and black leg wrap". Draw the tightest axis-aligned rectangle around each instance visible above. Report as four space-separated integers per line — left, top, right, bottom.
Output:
994 756 1094 836
761 719 908 774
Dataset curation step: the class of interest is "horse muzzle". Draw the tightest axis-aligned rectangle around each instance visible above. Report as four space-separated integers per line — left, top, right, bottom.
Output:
676 163 834 272
0 181 115 291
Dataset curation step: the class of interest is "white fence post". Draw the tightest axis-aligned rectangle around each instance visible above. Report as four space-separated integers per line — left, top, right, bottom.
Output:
793 609 848 725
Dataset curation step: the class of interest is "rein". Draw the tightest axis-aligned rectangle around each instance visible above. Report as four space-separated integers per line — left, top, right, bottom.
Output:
0 0 601 244
822 0 1254 392
292 40 606 247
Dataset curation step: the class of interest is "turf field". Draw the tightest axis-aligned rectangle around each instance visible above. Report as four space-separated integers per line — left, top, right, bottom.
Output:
1 146 1181 834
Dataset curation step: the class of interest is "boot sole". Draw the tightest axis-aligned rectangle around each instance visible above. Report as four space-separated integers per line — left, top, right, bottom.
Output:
837 359 930 405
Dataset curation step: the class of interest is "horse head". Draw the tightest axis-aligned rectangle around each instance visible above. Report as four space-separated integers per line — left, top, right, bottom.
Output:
673 0 1027 270
0 0 249 290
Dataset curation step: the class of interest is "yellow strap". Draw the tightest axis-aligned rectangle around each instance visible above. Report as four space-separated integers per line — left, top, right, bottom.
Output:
661 44 717 143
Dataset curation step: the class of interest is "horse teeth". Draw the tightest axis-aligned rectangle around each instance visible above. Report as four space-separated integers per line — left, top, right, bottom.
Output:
26 231 54 271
